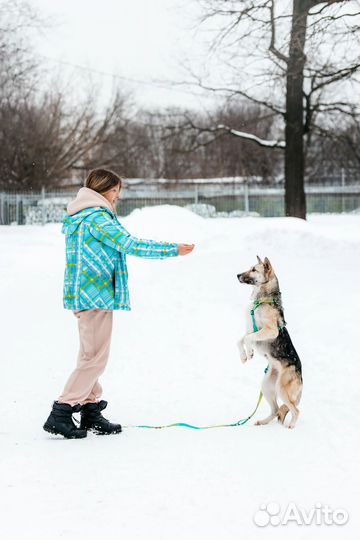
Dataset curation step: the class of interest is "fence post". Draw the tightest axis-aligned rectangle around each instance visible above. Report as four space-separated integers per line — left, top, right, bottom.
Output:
244 182 249 215
341 167 345 187
41 185 46 226
0 193 3 225
341 168 345 213
194 184 198 204
16 194 20 224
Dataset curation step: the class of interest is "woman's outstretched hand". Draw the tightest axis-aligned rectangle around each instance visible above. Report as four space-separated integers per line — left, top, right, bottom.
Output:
178 244 195 256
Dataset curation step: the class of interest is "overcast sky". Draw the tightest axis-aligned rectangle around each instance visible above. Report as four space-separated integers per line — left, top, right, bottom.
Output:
29 0 216 110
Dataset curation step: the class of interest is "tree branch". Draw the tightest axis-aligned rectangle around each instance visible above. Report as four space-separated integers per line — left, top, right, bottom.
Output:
217 123 285 148
269 0 289 64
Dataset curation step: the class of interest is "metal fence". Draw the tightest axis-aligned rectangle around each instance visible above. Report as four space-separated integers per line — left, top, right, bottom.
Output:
1 183 360 225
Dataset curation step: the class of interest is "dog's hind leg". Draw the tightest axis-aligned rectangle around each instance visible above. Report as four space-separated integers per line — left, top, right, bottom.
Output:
280 397 299 429
277 389 301 424
255 366 279 426
277 404 289 424
278 370 302 429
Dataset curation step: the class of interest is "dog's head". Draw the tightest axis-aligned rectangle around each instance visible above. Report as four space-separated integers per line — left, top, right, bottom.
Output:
237 256 274 286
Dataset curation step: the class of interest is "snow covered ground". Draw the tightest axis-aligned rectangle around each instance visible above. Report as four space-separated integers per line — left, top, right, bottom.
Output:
0 207 359 540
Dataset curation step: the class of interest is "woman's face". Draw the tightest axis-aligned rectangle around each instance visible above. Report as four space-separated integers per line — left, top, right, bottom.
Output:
101 184 121 209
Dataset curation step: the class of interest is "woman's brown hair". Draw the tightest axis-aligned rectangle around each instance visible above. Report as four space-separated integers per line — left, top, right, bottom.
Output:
84 168 123 194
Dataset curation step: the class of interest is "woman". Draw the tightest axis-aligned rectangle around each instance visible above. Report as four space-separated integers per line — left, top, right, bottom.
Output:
43 168 194 439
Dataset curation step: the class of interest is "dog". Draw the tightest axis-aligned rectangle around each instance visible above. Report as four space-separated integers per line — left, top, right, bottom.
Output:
237 256 303 429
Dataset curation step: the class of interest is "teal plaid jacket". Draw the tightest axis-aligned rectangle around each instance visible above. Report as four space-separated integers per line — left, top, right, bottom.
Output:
61 207 179 310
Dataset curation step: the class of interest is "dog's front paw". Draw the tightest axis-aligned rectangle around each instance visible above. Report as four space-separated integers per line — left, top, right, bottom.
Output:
243 338 254 361
240 350 247 363
247 347 254 360
237 340 247 363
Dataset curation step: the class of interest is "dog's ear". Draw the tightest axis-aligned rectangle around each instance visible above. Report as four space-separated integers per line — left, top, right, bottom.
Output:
256 255 263 265
263 257 273 274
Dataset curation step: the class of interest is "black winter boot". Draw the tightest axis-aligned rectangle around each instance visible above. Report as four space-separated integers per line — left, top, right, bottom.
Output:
80 400 122 435
43 401 87 439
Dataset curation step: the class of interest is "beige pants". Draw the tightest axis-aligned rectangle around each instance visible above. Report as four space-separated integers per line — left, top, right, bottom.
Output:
58 309 114 406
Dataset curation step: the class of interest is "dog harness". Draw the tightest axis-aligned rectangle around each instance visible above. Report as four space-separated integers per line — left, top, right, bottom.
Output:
251 298 287 333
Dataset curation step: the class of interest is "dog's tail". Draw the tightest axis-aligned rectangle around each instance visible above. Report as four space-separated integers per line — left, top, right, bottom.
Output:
277 404 289 424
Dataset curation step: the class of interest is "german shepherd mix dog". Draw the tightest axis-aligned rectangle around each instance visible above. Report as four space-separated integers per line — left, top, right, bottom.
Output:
237 256 303 429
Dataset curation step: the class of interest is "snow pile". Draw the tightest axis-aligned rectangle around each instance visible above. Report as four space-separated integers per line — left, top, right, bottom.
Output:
25 199 261 226
25 197 71 225
185 203 260 218
25 206 67 225
122 204 207 245
0 210 359 540
185 202 218 218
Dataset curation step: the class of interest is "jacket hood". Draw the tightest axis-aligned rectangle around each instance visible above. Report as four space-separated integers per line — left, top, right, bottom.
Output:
62 187 115 235
67 186 114 216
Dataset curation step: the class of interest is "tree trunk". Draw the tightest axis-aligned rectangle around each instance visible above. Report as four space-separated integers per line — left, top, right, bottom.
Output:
285 0 308 219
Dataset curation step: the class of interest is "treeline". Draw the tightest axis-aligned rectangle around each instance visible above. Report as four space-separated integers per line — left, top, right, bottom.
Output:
0 1 359 190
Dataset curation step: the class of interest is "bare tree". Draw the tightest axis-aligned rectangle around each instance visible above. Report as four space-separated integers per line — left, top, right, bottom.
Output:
307 111 360 180
154 101 281 180
174 0 360 218
0 0 45 103
0 0 134 189
0 85 133 189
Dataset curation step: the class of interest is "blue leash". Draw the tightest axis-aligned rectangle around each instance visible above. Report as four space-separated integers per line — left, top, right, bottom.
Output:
123 302 275 431
123 366 269 431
